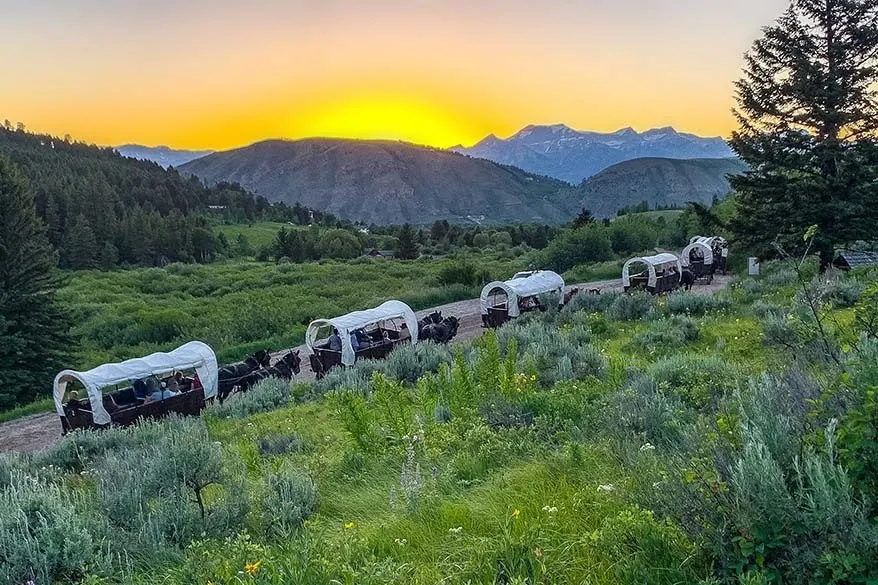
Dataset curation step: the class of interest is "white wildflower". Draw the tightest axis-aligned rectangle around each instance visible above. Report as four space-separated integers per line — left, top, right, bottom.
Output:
597 484 616 493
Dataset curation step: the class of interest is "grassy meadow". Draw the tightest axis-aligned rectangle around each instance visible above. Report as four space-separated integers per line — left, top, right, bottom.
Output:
58 252 529 367
4 259 878 584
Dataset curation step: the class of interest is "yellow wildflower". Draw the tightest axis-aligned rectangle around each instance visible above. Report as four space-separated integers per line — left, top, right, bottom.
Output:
344 521 356 530
244 561 262 576
512 508 521 520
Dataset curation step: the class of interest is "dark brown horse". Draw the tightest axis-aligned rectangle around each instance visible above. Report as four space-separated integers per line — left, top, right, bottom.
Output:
217 349 273 402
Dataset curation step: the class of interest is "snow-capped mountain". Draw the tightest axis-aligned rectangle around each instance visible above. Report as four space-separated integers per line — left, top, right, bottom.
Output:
451 125 734 184
116 145 214 169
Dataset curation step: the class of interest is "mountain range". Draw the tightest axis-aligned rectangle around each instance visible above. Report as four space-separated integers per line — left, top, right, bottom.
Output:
179 137 746 224
179 139 572 225
573 157 747 218
452 125 734 184
116 144 213 168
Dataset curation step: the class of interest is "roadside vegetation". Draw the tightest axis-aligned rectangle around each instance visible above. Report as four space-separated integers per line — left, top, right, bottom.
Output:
3 260 878 584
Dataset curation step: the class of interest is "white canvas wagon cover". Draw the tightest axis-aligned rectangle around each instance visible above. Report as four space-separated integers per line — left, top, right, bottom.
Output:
682 237 716 267
306 300 418 367
53 341 219 425
480 270 565 318
622 253 683 288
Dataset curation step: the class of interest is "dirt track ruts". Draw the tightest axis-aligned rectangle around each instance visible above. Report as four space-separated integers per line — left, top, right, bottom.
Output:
0 275 732 455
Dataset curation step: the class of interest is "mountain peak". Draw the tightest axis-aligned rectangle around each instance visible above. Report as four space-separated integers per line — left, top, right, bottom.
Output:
454 123 736 183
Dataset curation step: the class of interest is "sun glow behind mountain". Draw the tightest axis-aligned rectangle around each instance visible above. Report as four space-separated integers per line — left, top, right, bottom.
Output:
293 94 479 148
1 0 790 150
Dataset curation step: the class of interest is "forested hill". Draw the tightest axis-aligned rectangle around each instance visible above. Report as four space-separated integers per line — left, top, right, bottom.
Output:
572 157 748 218
0 127 336 268
179 138 573 225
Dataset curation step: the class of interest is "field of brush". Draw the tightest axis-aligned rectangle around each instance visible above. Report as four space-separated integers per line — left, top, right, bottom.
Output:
57 251 531 368
4 259 878 584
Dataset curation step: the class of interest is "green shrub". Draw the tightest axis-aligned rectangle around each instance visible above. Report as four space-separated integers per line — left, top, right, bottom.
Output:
93 417 248 552
633 316 700 351
590 508 704 585
0 472 111 584
838 388 878 516
609 291 655 321
666 292 731 316
646 354 737 409
209 377 292 418
381 341 453 385
608 376 693 451
261 464 317 536
437 260 490 287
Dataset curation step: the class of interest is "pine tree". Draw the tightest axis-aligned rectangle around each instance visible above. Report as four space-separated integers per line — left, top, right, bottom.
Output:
61 214 98 269
99 240 119 271
730 0 878 266
0 156 69 409
572 208 596 230
395 224 420 260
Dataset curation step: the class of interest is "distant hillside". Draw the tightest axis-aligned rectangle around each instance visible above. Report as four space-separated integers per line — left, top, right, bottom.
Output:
0 128 334 268
116 144 213 168
180 138 573 225
453 125 734 183
570 157 747 218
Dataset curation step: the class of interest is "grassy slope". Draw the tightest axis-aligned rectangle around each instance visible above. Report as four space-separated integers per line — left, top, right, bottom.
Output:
214 221 292 249
126 274 798 584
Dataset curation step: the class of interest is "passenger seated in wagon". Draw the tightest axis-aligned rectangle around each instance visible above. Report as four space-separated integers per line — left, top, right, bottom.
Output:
54 341 219 433
306 301 419 378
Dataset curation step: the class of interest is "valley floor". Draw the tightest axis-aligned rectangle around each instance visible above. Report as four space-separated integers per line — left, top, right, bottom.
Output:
0 275 733 455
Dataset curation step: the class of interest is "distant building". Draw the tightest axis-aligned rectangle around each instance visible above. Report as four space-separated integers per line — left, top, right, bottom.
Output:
834 250 878 270
207 205 228 211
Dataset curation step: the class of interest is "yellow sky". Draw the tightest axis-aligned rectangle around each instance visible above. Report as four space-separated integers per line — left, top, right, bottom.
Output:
0 0 790 150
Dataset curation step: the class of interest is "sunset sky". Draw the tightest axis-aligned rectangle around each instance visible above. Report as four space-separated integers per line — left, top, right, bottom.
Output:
1 0 789 150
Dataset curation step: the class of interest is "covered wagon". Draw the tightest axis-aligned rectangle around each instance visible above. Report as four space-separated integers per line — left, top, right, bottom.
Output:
623 253 683 294
53 341 219 434
681 237 717 283
688 235 729 275
480 270 565 328
306 300 418 378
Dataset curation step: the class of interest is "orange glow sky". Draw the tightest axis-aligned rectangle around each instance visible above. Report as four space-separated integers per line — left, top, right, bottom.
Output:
1 0 789 150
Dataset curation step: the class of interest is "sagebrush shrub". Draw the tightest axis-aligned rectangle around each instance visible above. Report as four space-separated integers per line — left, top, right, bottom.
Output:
608 376 692 451
646 354 736 409
261 464 317 535
666 293 730 316
809 268 865 309
258 434 310 457
93 417 248 552
381 341 452 385
609 292 655 321
633 316 700 351
562 291 619 316
209 377 292 418
0 472 111 584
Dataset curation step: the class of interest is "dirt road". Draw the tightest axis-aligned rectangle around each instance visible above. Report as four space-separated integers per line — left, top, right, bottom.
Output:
0 275 732 455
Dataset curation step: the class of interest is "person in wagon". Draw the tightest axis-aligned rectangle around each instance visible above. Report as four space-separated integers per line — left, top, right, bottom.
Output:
328 328 342 351
143 375 180 402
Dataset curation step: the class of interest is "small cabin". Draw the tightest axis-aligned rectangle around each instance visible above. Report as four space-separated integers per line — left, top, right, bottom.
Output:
834 250 878 271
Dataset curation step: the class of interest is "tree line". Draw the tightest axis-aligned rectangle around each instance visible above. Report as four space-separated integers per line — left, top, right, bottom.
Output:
0 126 344 268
